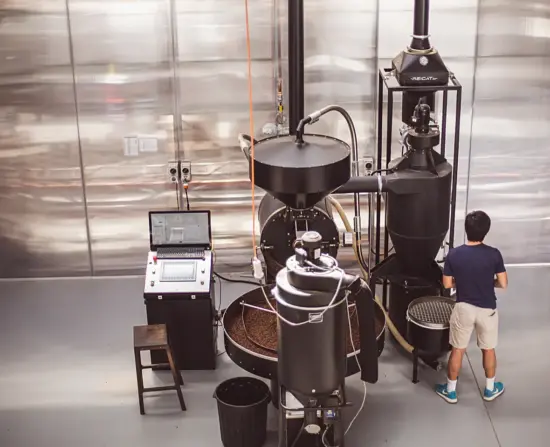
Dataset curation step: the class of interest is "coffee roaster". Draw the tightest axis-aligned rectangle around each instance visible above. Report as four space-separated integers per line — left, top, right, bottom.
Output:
231 99 381 445
222 0 463 445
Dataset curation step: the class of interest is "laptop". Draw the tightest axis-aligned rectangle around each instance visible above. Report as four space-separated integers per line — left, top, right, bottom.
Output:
148 210 212 259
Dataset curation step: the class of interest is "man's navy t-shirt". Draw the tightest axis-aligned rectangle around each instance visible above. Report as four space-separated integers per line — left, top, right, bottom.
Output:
443 244 506 310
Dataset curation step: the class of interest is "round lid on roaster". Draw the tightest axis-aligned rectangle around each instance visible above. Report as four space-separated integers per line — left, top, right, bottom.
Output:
250 134 351 209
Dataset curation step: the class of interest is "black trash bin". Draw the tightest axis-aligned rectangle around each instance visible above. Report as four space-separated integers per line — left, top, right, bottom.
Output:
214 377 271 447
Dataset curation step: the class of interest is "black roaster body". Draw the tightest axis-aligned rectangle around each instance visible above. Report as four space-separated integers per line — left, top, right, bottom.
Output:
273 260 350 398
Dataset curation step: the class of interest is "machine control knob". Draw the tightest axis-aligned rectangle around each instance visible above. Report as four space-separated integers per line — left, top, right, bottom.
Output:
153 256 158 264
201 269 205 274
201 281 204 285
300 231 323 264
150 281 155 287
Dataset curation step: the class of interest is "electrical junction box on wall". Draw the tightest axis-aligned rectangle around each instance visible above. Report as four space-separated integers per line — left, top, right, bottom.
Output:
168 161 179 183
180 161 191 183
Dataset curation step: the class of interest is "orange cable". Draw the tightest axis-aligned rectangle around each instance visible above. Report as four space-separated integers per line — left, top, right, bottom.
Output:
244 0 257 257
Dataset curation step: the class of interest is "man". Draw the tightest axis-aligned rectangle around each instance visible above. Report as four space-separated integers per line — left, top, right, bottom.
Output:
436 210 508 404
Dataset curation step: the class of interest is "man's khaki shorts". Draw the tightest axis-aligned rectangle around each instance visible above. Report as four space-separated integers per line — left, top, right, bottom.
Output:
449 302 499 350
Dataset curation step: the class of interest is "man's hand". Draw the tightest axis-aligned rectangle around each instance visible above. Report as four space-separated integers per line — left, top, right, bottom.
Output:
494 271 508 289
443 275 455 289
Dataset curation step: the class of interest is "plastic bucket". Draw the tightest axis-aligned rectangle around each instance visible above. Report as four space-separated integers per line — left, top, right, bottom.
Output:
214 377 271 447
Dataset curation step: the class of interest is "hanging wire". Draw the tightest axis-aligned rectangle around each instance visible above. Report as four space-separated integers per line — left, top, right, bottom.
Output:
244 0 258 258
183 183 190 211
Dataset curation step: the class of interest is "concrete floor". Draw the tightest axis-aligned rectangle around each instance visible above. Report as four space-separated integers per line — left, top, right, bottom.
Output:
0 266 548 447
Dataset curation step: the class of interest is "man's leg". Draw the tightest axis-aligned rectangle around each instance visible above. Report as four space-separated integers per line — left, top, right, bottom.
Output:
482 348 496 380
448 347 466 381
477 309 504 400
436 303 474 403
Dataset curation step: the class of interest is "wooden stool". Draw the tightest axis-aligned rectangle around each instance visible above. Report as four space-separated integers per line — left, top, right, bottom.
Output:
133 324 186 414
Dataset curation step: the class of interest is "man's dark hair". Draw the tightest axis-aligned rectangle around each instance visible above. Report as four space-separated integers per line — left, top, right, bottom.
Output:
465 210 491 242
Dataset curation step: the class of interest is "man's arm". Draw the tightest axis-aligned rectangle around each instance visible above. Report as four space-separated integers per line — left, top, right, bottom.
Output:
443 275 455 289
442 253 454 289
494 249 508 289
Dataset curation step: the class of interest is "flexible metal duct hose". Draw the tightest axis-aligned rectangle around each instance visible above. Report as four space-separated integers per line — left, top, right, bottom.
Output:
328 195 415 354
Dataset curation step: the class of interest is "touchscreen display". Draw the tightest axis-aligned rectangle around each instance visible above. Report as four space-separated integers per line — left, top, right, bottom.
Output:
160 261 196 282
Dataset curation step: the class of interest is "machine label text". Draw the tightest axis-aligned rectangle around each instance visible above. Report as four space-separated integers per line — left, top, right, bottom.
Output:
308 313 324 324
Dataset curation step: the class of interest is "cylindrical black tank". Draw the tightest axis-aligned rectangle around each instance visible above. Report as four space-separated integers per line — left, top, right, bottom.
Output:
407 296 455 361
273 256 351 398
258 195 339 279
386 158 452 276
388 278 440 341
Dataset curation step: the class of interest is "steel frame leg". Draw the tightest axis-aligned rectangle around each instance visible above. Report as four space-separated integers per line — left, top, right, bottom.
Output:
413 350 419 384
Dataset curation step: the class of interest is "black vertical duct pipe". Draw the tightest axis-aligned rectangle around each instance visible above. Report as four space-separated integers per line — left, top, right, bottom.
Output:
410 0 431 51
288 0 305 136
413 0 429 37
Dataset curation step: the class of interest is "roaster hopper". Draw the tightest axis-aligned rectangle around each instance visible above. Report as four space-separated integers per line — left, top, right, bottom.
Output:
250 133 352 210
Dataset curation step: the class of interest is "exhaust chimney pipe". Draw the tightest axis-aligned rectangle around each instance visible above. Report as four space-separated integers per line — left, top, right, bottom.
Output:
288 0 305 136
410 0 431 51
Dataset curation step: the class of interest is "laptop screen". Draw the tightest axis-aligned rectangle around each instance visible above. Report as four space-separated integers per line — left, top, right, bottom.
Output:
149 211 211 249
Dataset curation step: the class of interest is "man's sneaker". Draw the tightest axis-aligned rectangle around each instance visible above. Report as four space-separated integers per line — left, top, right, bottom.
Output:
435 384 458 404
483 382 505 401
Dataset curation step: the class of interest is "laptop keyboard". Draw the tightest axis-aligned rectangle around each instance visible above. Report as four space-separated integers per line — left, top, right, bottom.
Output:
157 247 205 259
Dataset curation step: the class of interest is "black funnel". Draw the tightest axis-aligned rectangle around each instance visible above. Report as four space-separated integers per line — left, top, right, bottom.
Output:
250 134 351 210
392 0 449 125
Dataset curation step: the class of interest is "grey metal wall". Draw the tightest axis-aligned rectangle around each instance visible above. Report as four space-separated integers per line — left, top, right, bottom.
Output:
0 0 548 278
68 1 179 275
466 0 550 263
0 1 92 277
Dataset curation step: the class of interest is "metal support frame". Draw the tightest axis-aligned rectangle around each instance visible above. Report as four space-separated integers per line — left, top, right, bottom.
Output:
278 384 346 447
412 350 419 384
374 67 462 308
